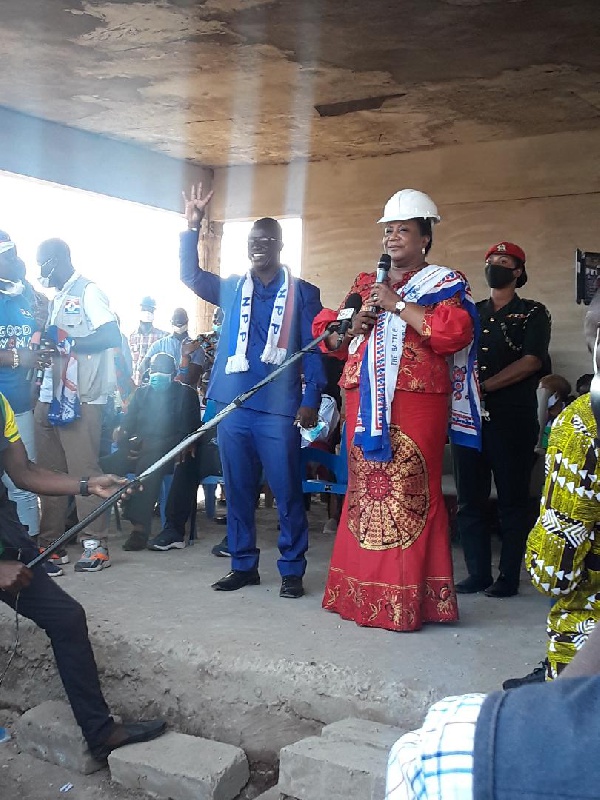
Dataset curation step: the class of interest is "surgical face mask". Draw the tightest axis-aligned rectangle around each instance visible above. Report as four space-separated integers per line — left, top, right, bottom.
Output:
212 323 222 334
38 257 58 290
149 372 172 390
140 311 154 324
484 263 517 289
173 323 188 335
0 278 24 297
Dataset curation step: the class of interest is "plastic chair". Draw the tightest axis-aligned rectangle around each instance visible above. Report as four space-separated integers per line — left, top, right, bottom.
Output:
301 424 348 496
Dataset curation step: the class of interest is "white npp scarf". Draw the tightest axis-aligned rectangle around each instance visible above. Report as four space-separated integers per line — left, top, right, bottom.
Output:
225 267 293 373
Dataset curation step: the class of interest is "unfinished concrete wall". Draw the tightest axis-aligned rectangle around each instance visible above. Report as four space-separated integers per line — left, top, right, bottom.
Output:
212 130 600 385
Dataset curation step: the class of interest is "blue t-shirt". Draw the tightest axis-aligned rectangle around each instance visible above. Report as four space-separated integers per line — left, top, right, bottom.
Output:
0 290 36 414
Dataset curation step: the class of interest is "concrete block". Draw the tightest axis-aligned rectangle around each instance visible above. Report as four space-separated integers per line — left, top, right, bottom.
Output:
254 789 282 800
278 737 388 800
108 731 249 800
321 718 405 752
13 700 104 774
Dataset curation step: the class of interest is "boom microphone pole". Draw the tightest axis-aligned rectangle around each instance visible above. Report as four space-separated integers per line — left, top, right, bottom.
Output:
27 321 344 569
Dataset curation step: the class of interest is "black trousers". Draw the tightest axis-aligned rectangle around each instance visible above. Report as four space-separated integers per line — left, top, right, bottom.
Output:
164 440 222 534
0 556 114 749
453 407 538 586
100 445 174 537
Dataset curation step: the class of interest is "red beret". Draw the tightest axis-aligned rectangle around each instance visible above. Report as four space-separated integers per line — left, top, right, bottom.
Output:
485 241 526 264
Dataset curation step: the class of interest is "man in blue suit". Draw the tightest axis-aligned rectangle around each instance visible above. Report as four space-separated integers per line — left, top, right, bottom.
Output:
180 185 325 598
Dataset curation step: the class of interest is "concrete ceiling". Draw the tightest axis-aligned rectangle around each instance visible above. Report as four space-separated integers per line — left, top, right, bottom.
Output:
2 0 600 167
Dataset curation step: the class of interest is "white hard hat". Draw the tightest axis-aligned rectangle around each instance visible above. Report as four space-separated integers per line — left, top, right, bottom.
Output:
378 189 441 224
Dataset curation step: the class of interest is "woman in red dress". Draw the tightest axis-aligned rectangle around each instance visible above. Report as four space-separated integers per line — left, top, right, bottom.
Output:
313 189 480 632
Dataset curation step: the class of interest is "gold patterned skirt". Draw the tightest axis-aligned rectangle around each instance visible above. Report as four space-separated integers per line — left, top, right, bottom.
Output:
322 389 458 632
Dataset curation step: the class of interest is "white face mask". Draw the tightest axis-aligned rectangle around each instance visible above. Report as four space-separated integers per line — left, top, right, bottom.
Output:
0 278 24 297
140 311 154 324
173 324 188 335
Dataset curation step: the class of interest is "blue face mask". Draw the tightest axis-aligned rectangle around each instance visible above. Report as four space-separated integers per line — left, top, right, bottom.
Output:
212 323 222 334
149 373 172 390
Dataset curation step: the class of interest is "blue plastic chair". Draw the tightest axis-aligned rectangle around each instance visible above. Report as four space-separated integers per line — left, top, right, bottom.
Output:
301 424 348 496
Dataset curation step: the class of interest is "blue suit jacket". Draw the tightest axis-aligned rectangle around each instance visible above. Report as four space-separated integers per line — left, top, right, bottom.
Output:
180 230 325 419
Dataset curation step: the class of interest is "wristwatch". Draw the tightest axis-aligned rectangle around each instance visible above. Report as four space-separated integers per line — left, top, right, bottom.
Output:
394 300 406 316
79 478 90 497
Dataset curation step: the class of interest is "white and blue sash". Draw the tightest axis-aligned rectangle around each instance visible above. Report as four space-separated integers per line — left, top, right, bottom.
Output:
354 265 481 461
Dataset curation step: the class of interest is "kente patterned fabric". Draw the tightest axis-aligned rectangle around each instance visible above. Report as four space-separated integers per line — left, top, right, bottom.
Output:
526 393 600 678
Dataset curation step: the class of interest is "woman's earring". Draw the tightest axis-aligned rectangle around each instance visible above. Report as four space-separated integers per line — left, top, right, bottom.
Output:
421 247 426 256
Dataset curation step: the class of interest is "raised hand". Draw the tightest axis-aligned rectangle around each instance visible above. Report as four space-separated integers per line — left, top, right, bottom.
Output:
182 183 214 229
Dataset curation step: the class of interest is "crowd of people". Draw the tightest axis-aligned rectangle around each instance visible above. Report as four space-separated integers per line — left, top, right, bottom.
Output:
1 182 599 782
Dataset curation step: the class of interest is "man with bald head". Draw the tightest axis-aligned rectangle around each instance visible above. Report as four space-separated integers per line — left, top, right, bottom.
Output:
34 238 121 574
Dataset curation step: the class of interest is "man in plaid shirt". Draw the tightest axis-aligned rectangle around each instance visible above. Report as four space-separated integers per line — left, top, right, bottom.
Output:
128 296 167 385
386 622 600 799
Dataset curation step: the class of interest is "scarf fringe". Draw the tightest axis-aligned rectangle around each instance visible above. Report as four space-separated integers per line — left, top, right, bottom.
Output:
261 346 287 366
226 354 250 374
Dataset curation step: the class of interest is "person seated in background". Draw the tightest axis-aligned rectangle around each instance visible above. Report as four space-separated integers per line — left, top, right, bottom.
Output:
100 352 200 551
147 418 222 552
385 620 600 800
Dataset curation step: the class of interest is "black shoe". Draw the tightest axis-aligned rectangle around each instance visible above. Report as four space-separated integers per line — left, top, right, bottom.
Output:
211 536 231 557
122 530 148 551
484 575 519 598
147 528 185 551
90 719 167 762
213 515 227 525
502 659 548 690
280 575 304 599
211 569 260 591
455 575 493 594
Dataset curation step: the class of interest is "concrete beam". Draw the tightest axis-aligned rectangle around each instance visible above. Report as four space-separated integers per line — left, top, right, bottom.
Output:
0 106 211 213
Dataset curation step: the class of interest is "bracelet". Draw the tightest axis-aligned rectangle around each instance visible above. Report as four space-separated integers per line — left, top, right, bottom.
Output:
11 348 19 369
79 478 90 497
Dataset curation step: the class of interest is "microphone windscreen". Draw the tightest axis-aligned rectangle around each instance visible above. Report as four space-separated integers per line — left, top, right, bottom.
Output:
344 292 363 312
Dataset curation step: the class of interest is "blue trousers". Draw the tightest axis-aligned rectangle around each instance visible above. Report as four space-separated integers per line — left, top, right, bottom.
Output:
217 406 308 577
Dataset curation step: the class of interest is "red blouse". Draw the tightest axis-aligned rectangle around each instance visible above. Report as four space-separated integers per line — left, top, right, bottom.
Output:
313 270 474 395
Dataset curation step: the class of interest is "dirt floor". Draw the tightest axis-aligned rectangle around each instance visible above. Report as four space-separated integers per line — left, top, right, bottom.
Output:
0 494 549 798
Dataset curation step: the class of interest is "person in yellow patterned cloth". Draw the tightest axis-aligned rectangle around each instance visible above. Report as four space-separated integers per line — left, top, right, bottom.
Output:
524 290 600 679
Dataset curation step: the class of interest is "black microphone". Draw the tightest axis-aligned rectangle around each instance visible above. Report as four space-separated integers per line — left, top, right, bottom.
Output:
331 293 363 345
375 253 392 284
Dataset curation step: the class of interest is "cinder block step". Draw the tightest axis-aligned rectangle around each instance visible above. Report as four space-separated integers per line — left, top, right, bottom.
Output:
14 700 104 775
321 717 406 751
254 788 282 800
278 736 389 800
108 730 249 800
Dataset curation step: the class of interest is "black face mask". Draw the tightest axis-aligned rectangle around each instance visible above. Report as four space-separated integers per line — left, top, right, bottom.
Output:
485 264 516 289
